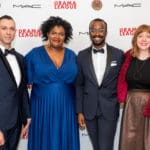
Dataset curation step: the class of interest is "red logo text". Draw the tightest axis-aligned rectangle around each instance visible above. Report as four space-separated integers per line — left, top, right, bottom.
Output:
120 27 137 36
18 29 41 37
54 1 77 9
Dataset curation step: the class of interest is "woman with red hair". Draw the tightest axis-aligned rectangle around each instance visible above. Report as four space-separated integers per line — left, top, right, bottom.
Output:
117 24 150 150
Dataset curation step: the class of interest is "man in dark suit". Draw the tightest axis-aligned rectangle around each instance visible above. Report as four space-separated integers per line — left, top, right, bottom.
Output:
0 15 30 150
76 18 124 150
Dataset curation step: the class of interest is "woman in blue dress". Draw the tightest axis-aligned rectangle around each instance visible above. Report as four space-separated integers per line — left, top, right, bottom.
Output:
25 16 80 150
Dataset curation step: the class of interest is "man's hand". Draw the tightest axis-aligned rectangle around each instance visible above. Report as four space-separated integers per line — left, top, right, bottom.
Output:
78 113 86 129
20 118 31 139
0 131 5 146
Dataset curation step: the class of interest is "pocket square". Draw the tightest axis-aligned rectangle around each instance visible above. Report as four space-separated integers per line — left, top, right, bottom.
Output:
110 61 117 66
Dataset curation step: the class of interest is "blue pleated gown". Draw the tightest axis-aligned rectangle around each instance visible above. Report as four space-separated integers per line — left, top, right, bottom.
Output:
25 46 79 150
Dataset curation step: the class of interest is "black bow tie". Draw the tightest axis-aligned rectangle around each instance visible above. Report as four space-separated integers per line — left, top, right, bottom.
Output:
4 48 15 56
93 48 104 54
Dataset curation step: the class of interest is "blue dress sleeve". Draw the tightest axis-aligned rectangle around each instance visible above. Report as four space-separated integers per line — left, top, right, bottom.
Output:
25 50 35 85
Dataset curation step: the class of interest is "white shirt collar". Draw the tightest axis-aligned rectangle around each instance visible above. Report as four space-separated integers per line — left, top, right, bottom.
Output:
0 45 12 54
0 45 5 53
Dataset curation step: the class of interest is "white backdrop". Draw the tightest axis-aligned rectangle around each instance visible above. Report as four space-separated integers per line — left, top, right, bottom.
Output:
0 0 149 150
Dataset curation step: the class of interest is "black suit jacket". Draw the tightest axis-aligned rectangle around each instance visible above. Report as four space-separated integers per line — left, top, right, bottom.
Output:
76 44 124 120
0 49 30 131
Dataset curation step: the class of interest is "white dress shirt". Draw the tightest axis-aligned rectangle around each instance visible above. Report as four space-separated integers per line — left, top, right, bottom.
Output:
92 45 107 86
0 45 21 87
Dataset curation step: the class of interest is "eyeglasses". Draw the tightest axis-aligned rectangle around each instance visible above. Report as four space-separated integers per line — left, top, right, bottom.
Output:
89 28 105 34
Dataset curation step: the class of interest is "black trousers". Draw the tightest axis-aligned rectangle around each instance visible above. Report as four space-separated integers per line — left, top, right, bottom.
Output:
85 115 117 150
0 123 22 150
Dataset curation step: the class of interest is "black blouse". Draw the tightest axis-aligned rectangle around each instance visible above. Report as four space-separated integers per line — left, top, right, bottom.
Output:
126 57 150 90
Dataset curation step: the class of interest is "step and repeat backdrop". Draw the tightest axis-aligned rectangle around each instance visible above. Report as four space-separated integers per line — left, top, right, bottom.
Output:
0 0 149 150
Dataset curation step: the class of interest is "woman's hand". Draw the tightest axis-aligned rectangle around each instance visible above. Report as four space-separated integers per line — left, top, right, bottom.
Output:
120 102 125 108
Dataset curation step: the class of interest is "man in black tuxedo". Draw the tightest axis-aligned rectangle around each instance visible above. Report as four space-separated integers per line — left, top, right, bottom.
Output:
0 15 30 150
76 18 124 150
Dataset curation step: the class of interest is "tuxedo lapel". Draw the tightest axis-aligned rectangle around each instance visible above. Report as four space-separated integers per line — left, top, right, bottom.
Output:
102 45 112 82
14 52 23 86
87 48 99 86
0 49 17 86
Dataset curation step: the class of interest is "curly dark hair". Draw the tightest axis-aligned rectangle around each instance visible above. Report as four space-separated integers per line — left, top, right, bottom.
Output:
40 16 73 44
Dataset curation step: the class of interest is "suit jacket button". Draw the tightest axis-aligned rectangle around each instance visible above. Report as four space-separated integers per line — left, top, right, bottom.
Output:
98 87 101 89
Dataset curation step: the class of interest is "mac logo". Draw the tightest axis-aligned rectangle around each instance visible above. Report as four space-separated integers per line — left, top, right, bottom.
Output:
13 4 41 8
114 3 141 8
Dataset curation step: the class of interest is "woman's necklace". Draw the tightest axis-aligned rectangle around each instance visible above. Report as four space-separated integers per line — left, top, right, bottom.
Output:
133 58 146 80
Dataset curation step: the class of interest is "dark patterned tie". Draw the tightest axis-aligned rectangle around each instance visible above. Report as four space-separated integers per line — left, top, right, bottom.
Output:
4 48 15 56
93 48 104 54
